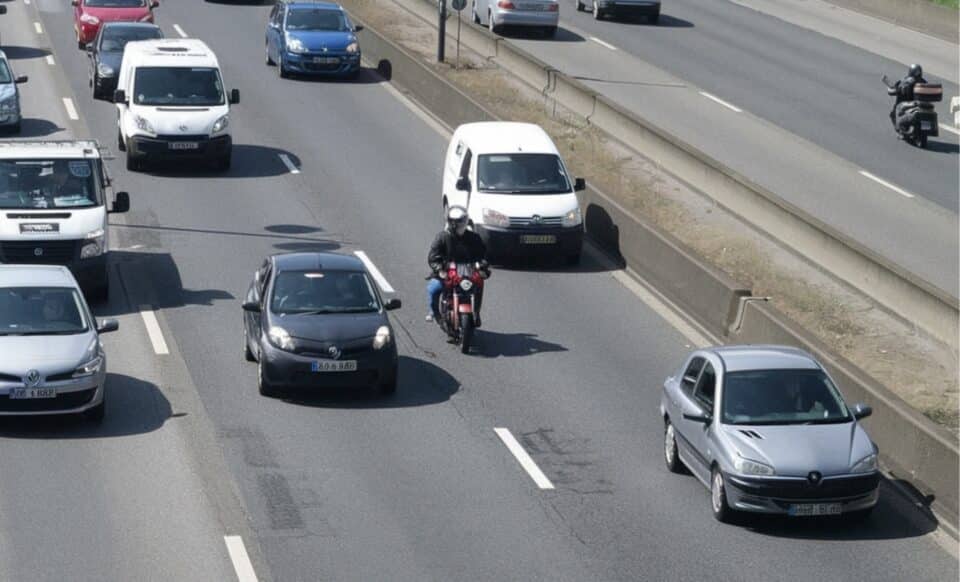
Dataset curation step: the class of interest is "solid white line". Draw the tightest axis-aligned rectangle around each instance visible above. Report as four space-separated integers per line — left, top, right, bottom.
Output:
494 428 555 490
46 55 55 66
224 536 259 582
698 91 742 113
62 98 79 120
353 251 395 293
139 305 169 355
33 22 42 34
589 36 617 51
173 24 187 38
278 154 300 174
939 123 960 136
859 170 915 199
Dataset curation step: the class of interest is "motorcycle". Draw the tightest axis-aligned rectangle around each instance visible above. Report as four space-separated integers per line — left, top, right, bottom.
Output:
883 74 942 149
435 261 487 353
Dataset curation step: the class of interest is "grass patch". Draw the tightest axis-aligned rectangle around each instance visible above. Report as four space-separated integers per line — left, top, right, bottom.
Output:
930 0 958 9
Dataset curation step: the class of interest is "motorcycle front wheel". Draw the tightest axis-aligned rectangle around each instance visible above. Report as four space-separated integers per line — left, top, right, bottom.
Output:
459 313 474 354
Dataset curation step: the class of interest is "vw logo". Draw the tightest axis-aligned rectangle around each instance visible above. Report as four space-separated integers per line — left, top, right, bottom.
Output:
24 369 41 387
178 124 189 132
807 471 822 485
327 345 341 360
33 247 43 257
531 215 543 225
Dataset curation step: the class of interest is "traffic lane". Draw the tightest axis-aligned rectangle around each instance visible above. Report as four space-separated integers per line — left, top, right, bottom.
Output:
553 0 959 209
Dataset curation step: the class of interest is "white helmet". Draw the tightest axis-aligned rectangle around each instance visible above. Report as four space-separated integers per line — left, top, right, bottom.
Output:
446 205 469 232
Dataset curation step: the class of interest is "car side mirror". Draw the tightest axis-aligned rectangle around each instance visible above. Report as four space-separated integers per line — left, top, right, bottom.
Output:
229 89 240 105
354 24 364 32
97 319 119 334
456 177 470 191
574 177 586 191
853 403 873 420
384 298 401 311
113 89 126 105
14 75 27 84
150 0 159 7
242 301 261 313
110 191 130 214
683 411 712 424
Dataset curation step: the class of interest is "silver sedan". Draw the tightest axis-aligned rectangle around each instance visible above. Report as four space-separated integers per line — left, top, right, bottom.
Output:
472 0 560 37
660 345 880 523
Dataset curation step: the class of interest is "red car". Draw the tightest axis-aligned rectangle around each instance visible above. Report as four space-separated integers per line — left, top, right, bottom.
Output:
72 0 159 49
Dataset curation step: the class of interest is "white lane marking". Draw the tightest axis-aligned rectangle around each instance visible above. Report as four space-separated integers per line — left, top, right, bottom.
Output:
173 24 188 38
859 170 915 199
46 55 55 66
353 251 395 293
24 0 31 5
278 154 300 174
589 36 617 51
495 428 555 490
62 98 79 120
224 536 259 582
139 305 169 355
939 123 960 136
698 91 742 113
33 22 42 34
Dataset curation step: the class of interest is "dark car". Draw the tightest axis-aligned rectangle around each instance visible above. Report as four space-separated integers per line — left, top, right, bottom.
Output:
87 22 163 100
242 252 401 397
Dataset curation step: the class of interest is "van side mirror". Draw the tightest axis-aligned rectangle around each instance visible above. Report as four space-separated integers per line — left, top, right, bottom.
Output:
574 177 586 191
242 301 261 313
229 89 240 105
456 177 470 191
97 319 119 334
110 191 130 214
384 298 402 311
853 403 873 420
354 24 364 32
14 76 27 84
113 89 126 105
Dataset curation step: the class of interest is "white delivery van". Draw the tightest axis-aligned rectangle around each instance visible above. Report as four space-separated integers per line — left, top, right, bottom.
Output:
442 122 586 264
0 141 130 302
114 38 239 172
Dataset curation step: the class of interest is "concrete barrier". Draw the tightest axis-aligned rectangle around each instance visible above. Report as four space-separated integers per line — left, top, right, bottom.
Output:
824 0 959 43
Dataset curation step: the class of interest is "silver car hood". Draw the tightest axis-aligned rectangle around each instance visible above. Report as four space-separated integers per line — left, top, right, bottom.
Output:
0 333 95 375
720 422 875 477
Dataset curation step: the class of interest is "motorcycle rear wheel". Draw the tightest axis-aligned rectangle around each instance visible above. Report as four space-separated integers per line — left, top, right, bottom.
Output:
459 313 474 354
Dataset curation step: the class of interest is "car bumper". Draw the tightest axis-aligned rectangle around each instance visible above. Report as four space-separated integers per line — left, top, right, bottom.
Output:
260 340 398 390
283 52 361 76
596 0 660 14
475 224 583 258
0 373 104 416
0 109 21 126
724 472 881 515
493 8 560 27
128 134 232 161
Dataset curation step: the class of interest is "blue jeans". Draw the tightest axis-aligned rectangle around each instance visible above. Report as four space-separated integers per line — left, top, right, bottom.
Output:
426 278 443 315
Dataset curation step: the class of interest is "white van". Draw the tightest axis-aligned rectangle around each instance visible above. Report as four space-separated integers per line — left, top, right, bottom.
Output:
442 122 585 264
0 141 130 302
114 38 239 172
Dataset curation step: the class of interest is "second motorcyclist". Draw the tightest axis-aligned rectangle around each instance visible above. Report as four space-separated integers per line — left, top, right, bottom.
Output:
426 205 489 326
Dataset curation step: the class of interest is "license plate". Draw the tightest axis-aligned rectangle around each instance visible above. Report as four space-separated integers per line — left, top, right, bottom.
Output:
788 503 842 517
10 387 56 399
521 234 557 244
313 57 340 64
920 121 933 130
519 3 545 9
169 142 199 150
311 360 357 372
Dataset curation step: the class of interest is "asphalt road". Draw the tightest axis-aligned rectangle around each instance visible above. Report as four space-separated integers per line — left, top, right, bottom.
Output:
0 0 956 580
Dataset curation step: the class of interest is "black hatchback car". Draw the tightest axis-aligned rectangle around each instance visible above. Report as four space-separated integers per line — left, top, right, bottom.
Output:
88 22 163 100
242 252 401 397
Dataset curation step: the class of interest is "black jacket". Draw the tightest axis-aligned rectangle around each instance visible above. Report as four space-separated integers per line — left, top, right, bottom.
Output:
895 74 927 104
427 228 487 276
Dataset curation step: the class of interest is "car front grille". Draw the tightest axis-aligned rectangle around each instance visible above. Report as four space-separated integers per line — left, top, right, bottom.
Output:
729 473 880 501
0 388 97 412
0 240 77 264
508 216 564 228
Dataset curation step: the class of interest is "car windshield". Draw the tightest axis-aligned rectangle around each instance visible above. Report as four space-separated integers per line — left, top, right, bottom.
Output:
722 369 851 425
0 160 99 209
100 27 162 52
85 0 146 7
285 8 350 31
271 271 380 315
133 67 224 106
0 287 89 336
0 61 11 84
477 153 571 194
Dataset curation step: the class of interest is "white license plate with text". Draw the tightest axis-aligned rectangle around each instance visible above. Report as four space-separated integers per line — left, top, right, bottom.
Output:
788 503 842 517
169 142 199 150
520 234 557 244
10 388 56 399
311 360 357 372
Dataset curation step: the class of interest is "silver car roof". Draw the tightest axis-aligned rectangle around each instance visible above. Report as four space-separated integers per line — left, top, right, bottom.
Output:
710 345 819 372
0 265 78 288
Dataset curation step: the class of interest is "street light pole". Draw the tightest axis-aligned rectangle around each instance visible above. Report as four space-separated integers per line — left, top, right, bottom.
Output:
438 0 447 63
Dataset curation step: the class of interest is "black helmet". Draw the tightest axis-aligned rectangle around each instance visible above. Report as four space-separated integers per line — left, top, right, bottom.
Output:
908 64 922 78
446 205 469 233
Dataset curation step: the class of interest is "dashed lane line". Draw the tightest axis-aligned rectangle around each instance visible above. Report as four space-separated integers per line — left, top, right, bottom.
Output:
278 153 300 174
353 250 395 294
139 305 169 355
859 170 915 199
589 36 617 51
698 91 742 113
46 55 55 66
33 21 42 34
62 97 79 120
494 428 555 490
224 536 259 582
939 123 959 137
173 24 188 38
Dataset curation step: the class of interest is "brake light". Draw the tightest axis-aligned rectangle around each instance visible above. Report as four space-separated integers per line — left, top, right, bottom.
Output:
497 0 515 8
547 3 559 10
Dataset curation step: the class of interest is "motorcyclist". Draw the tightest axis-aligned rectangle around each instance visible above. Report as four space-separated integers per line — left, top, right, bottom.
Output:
426 205 489 326
889 64 927 134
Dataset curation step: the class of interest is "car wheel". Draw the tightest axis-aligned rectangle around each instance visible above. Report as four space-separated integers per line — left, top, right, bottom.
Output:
711 468 736 523
916 133 928 149
489 11 501 34
593 1 603 19
117 129 126 152
243 328 256 362
278 54 289 79
265 43 275 66
78 39 86 50
84 391 106 424
125 152 141 172
663 419 683 473
258 359 279 397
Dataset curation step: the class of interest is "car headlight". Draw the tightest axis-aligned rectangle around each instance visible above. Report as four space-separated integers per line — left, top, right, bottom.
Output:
268 326 295 351
562 207 582 227
459 279 473 291
373 325 391 350
80 228 105 259
80 13 100 24
346 42 359 54
73 355 104 378
482 208 509 227
733 456 775 476
851 453 878 474
212 114 229 134
134 114 156 136
97 63 115 77
286 37 307 54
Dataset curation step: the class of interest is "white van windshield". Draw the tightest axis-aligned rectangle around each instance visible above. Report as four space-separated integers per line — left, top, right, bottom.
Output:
134 67 224 106
0 160 99 209
477 153 571 194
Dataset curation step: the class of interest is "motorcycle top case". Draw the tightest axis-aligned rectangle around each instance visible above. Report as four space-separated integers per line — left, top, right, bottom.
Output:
914 83 943 103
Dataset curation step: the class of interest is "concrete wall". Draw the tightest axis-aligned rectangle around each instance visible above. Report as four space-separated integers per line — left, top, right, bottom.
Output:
825 0 959 43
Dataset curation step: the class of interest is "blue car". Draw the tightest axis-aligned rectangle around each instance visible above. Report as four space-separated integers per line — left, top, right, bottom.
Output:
265 0 363 79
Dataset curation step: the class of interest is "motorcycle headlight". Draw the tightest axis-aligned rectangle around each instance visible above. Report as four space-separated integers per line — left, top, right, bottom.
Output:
134 114 156 136
373 325 391 350
851 453 878 474
268 326 295 351
80 13 100 25
459 279 473 291
733 456 775 476
80 228 105 259
212 114 229 134
73 355 104 378
482 208 509 227
286 37 307 54
346 42 359 54
562 207 582 227
97 63 115 77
